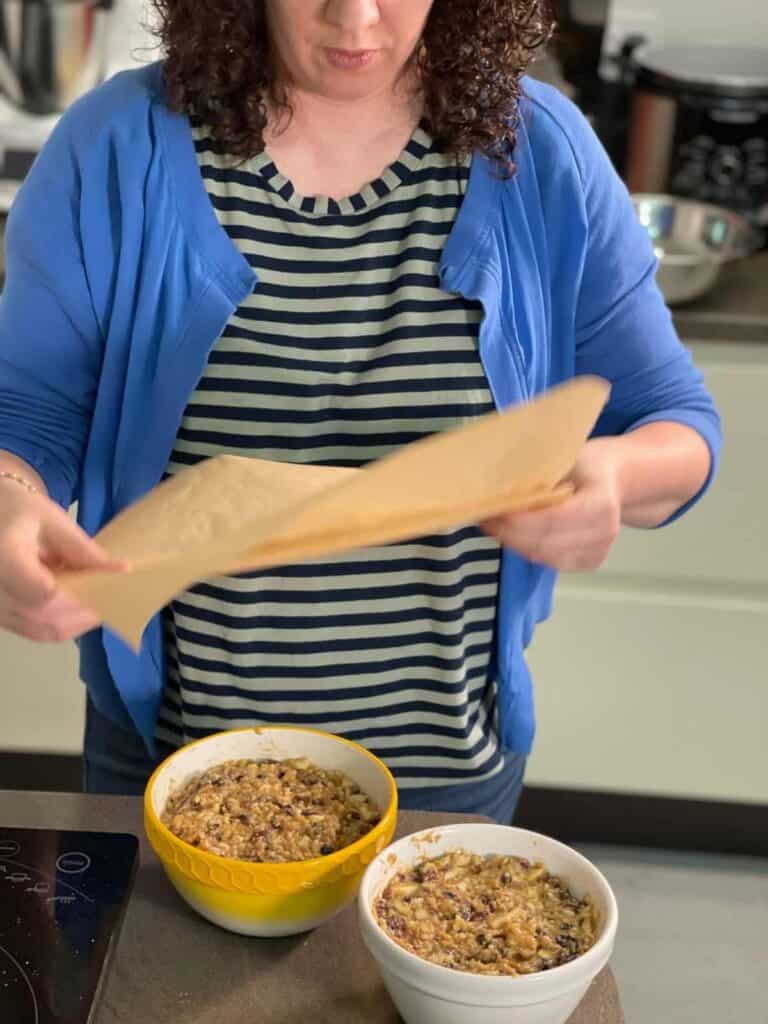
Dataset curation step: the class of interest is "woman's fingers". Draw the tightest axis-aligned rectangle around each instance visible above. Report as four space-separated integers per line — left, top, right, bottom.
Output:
41 509 126 572
0 520 57 605
0 487 120 642
482 485 620 571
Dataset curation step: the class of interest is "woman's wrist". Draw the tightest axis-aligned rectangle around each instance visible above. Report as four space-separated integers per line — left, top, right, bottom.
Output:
0 453 47 498
607 423 711 528
0 471 40 495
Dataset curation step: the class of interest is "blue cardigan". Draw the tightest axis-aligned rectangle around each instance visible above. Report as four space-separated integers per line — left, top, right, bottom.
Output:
0 64 721 754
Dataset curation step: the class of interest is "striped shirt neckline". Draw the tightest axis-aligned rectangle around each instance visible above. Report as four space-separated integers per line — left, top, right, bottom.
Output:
245 124 438 217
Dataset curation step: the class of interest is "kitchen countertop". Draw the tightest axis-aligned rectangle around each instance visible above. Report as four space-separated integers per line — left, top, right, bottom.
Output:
672 250 768 344
0 790 622 1024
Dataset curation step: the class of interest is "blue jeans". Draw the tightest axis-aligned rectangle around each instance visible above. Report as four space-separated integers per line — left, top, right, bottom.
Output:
82 697 527 823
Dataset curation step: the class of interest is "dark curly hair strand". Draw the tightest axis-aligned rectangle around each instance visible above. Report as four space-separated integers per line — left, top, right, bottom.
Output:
150 0 555 172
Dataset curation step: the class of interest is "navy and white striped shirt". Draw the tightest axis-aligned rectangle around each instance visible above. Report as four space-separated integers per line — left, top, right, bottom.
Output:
156 124 506 792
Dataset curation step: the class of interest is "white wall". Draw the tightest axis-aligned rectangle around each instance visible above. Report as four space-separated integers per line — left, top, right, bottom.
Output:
604 0 768 56
105 0 161 78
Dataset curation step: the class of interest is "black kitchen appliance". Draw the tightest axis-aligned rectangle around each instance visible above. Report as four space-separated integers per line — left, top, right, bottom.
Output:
625 45 768 227
0 827 138 1024
549 0 639 168
550 0 609 111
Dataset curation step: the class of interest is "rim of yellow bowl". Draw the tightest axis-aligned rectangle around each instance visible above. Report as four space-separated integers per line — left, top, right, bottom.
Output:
143 725 399 872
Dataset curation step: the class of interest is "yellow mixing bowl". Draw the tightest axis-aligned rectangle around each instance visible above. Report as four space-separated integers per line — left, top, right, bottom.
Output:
144 726 398 936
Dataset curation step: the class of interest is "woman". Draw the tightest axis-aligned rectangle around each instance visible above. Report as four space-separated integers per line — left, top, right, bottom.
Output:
0 0 720 819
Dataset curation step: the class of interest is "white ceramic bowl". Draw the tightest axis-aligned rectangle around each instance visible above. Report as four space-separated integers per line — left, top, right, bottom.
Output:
358 824 618 1024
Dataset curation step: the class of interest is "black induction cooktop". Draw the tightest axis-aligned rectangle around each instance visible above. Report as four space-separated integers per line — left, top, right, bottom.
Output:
0 827 139 1024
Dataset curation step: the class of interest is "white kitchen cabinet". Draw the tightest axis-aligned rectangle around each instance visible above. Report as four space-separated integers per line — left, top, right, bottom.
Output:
526 581 768 804
599 342 768 587
0 502 85 755
527 340 768 805
0 633 84 754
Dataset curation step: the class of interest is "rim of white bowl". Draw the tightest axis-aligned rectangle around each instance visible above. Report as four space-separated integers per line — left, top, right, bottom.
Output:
359 824 619 994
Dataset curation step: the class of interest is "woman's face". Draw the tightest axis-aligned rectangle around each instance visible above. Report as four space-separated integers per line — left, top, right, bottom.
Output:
265 0 435 101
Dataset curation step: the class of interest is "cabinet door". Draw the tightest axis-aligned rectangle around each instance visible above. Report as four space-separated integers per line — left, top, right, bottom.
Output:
0 633 84 754
525 581 768 804
600 343 768 588
0 503 85 757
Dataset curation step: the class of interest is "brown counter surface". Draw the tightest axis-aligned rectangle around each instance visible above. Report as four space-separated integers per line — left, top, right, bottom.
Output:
0 789 623 1024
673 250 768 344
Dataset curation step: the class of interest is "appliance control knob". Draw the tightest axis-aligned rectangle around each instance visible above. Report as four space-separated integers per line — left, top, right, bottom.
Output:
711 149 745 187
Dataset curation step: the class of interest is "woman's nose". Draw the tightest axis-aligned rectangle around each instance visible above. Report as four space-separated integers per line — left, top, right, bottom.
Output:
323 0 382 32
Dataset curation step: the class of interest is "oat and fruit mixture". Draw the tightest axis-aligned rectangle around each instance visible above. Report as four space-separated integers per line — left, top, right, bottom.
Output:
162 757 381 862
375 850 597 975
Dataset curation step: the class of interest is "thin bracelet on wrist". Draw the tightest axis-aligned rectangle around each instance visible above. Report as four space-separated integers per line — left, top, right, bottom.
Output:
0 470 40 495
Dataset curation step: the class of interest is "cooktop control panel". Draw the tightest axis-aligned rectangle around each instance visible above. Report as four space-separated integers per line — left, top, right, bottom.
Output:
0 827 138 1024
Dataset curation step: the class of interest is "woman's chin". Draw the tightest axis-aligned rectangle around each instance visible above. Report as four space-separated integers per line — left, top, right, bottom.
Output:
303 55 393 101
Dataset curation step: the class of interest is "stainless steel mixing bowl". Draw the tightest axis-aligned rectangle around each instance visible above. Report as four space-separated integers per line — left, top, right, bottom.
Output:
632 194 763 306
0 0 113 116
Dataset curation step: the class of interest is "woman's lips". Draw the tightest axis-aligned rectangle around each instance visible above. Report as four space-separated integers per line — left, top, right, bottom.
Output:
325 48 377 70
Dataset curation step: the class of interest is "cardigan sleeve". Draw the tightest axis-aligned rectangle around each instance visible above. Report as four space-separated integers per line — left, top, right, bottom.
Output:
0 112 104 508
525 81 723 522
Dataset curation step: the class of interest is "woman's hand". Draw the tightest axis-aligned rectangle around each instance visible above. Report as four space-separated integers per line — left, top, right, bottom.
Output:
482 423 712 571
0 479 123 642
482 440 623 571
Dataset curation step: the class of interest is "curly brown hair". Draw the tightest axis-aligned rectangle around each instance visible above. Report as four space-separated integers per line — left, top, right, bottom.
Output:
150 0 554 171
